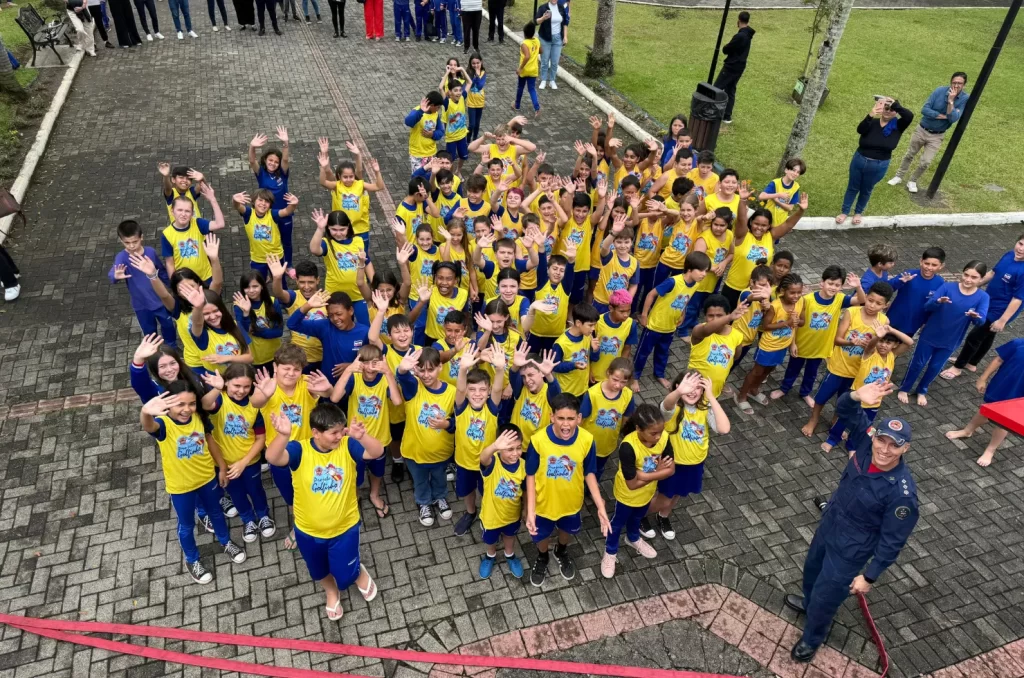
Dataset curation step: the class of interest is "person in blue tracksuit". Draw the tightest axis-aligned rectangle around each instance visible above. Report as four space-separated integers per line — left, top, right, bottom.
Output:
784 380 919 663
414 0 431 39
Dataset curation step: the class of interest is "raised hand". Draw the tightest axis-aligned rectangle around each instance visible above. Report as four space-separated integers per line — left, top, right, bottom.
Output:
460 343 482 369
416 279 432 302
494 428 521 451
157 162 171 176
608 138 623 150
306 370 330 394
317 151 331 168
269 412 293 438
396 242 415 265
398 348 423 373
730 299 752 321
180 282 206 309
348 419 367 441
589 115 602 130
233 291 252 314
204 233 221 260
266 253 288 280
854 380 893 405
254 367 277 397
799 193 809 210
250 132 268 148
738 180 753 202
318 136 330 154
187 169 205 183
899 271 917 284
532 298 558 315
133 334 164 363
369 158 380 174
489 340 507 370
511 115 528 127
438 226 452 242
597 176 608 198
142 392 179 417
284 192 299 206
512 341 530 368
233 191 251 205
674 371 702 397
564 239 578 263
312 207 329 230
537 349 557 376
306 289 331 308
389 216 406 237
846 272 862 289
275 126 289 144
583 142 598 158
128 253 156 277
611 212 627 235
371 288 390 311
474 312 493 332
202 371 226 391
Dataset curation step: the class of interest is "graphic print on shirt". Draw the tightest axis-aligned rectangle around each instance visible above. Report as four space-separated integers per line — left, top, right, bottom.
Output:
712 247 727 265
519 400 541 426
311 464 343 494
215 340 241 356
681 420 706 444
448 111 466 134
546 454 576 480
809 311 832 330
494 476 520 500
746 245 768 262
841 329 868 357
334 251 360 271
670 293 691 311
707 342 733 366
341 192 359 211
641 454 658 473
567 347 588 364
417 402 447 428
594 408 621 429
670 232 691 254
253 224 272 242
280 403 302 426
466 415 486 442
862 366 892 385
435 304 457 325
357 395 383 419
176 432 206 460
223 413 249 438
419 258 435 277
598 336 622 355
179 238 200 260
637 233 658 254
606 272 629 292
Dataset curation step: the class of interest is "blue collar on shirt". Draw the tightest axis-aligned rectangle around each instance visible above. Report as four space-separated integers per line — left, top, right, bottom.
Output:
545 425 579 446
602 313 623 329
563 330 584 342
814 292 835 305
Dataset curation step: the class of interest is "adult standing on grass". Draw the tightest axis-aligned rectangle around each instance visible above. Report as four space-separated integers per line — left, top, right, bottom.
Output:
888 72 968 195
712 11 754 125
534 0 568 92
836 97 913 226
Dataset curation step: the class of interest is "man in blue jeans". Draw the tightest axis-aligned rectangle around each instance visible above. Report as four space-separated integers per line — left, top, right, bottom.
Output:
534 0 568 91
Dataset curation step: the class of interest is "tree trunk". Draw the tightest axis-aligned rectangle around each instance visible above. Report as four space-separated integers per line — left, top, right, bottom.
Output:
585 0 615 78
0 34 26 99
778 0 853 175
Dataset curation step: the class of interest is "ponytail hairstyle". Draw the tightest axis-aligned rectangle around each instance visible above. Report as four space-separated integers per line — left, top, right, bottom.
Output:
483 298 511 334
239 270 282 329
777 272 804 295
620 403 666 440
201 288 251 355
962 260 988 277
432 260 463 287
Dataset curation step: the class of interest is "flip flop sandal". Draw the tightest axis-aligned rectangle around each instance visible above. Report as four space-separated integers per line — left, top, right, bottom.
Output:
283 532 297 550
733 394 754 414
325 600 343 621
751 393 769 406
370 497 390 519
939 369 959 380
358 565 378 602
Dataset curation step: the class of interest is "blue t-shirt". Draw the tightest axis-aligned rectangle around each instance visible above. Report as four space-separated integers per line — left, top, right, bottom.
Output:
887 269 946 336
286 311 370 382
985 338 1024 403
985 251 1024 322
919 282 990 350
861 268 893 294
255 167 290 212
110 247 168 312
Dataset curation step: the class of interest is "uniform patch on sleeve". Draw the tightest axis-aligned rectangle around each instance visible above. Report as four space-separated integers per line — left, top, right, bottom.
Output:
894 506 910 520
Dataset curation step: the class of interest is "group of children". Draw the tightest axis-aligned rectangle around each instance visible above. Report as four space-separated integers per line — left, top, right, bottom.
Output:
109 96 1024 618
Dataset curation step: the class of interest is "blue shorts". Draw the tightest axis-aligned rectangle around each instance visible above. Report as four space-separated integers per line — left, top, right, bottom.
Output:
390 421 405 443
447 137 469 160
357 455 387 486
657 461 704 499
755 346 788 368
481 520 520 545
270 463 294 506
589 266 601 281
532 511 582 542
456 465 483 498
591 301 609 316
813 371 854 407
294 523 361 586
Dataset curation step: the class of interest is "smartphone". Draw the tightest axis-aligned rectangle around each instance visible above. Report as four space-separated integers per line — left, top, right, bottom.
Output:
873 95 892 110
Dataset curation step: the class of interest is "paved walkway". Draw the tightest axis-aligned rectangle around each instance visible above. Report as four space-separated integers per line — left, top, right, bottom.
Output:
622 0 1013 9
0 3 1023 677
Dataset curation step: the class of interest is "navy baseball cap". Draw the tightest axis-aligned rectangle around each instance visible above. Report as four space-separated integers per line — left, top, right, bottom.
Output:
873 417 911 445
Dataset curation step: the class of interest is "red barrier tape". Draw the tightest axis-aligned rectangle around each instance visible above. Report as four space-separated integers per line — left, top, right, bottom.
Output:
0 612 743 678
856 593 890 678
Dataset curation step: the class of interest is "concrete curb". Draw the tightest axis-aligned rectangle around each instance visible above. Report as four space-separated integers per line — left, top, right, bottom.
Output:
619 0 1007 10
486 13 1024 231
0 49 85 245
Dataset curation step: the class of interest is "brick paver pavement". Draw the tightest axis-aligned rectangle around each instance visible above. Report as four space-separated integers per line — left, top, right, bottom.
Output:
0 4 1022 677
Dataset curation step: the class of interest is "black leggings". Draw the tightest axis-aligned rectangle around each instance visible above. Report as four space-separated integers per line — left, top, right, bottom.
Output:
461 9 480 51
257 0 279 27
134 0 158 32
328 0 344 32
0 245 20 288
954 321 997 368
88 5 109 41
486 0 503 40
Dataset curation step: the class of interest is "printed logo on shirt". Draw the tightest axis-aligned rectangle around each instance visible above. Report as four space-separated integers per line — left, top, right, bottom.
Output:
541 294 560 312
419 259 435 277
311 464 344 494
178 238 200 260
568 348 588 365
357 394 383 419
640 455 658 473
306 308 327 321
252 224 273 242
175 432 206 460
770 326 793 339
841 329 869 357
670 232 691 253
335 251 360 271
417 402 447 428
341 193 359 211
809 311 833 331
598 336 622 355
423 119 436 134
255 316 270 330
494 476 520 500
680 420 706 444
545 454 576 480
594 408 622 430
862 366 892 385
670 294 691 311
448 356 462 380
519 400 542 426
435 304 457 325
448 111 466 133
223 413 250 438
606 272 629 292
637 233 658 252
280 403 303 426
466 415 487 442
746 245 769 263
713 248 727 265
707 342 733 367
215 341 241 356
565 227 585 247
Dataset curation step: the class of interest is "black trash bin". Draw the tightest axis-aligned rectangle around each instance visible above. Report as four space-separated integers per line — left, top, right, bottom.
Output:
688 82 729 153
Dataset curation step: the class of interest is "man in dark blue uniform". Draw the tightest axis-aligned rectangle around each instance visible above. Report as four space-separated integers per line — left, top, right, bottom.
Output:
784 381 919 662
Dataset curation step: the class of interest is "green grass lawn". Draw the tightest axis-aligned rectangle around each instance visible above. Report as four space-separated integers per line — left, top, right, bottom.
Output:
1 3 44 181
507 4 1023 216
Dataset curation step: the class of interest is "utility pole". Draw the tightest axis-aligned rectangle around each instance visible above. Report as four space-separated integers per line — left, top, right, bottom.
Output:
708 0 733 83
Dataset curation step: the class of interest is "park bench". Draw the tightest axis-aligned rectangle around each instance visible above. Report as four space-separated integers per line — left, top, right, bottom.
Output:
15 4 72 67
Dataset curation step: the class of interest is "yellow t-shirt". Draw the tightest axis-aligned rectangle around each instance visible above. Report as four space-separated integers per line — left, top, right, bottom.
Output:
243 208 284 263
285 292 324 363
262 376 320 447
321 237 366 299
238 300 282 366
703 192 741 220
332 180 369 235
758 297 804 352
613 430 669 507
581 382 633 458
794 292 846 360
530 426 594 521
290 437 361 538
163 220 212 282
384 344 419 424
426 287 469 341
694 230 734 293
166 186 201 221
659 219 700 270
731 290 765 346
480 456 525 530
488 143 519 184
408 108 442 158
656 168 679 201
401 380 456 464
455 400 499 471
764 177 800 229
852 350 895 409
210 395 262 466
554 332 591 397
724 231 773 292
666 404 710 465
827 307 889 379
686 168 719 199
409 244 442 301
519 37 541 77
397 200 428 244
557 217 593 273
688 329 745 398
591 313 635 382
647 275 698 334
466 69 486 108
443 95 469 143
594 254 638 306
634 218 664 269
434 337 469 386
512 381 553 450
347 372 392 447
154 415 214 495
530 279 571 338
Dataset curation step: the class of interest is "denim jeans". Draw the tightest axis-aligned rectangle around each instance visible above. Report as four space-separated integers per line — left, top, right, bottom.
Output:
841 151 890 215
539 34 562 82
225 463 270 525
405 458 448 506
168 0 193 31
169 478 229 563
302 0 319 17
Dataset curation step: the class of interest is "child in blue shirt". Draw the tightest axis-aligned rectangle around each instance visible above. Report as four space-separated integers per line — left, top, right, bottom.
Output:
887 246 946 353
946 338 1024 467
432 0 446 42
898 261 989 407
860 243 897 294
447 0 462 46
111 220 177 346
394 0 413 39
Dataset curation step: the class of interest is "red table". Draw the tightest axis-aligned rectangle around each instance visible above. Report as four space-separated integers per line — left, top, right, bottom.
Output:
981 397 1024 436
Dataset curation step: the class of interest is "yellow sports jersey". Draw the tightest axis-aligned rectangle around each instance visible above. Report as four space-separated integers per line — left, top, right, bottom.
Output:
369 304 404 345
241 301 282 366
435 337 469 386
480 329 520 383
462 200 491 231
795 292 846 360
591 314 634 382
401 380 456 464
431 190 463 242
659 219 700 270
557 217 593 273
517 240 539 292
703 192 741 219
647 275 697 334
175 310 203 370
498 209 524 242
211 396 262 466
291 437 361 538
853 350 895 409
348 373 392 446
155 414 214 494
666 404 710 465
613 430 669 507
243 209 283 263
321 238 365 299
285 292 325 363
827 307 889 378
581 382 633 458
612 164 644 194
594 254 638 306
163 221 212 281
686 168 719 199
455 401 499 471
166 187 202 221
408 109 442 158
519 37 540 77
764 177 800 229
425 287 469 341
446 246 472 291
512 382 552 450
443 95 469 143
480 457 525 530
725 232 773 292
554 333 591 397
531 426 594 521
655 168 679 201
634 218 664 270
332 180 370 235
530 279 571 338
397 200 428 244
409 245 442 302
594 158 611 188
688 329 745 398
263 376 320 446
694 230 733 293
488 143 519 184
384 344 419 423
198 326 246 375
466 70 486 109
758 297 804 352
732 291 766 346
488 295 529 335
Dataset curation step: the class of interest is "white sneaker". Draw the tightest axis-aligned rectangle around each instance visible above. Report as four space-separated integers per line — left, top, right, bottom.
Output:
4 284 20 301
600 552 616 578
225 24 231 30
177 31 183 39
155 32 164 39
212 25 218 31
549 81 558 90
887 176 902 186
146 33 153 41
907 181 918 193
188 30 199 37
539 80 546 90
440 37 446 43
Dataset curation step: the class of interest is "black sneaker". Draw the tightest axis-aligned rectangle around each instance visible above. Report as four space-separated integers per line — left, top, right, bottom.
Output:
274 27 282 35
656 514 676 541
258 516 277 538
188 560 213 584
639 517 656 539
445 463 456 482
435 497 453 520
258 26 265 35
224 541 246 564
453 511 476 536
418 504 434 527
554 546 575 580
243 521 259 543
220 494 238 518
391 461 406 484
198 515 214 533
530 552 549 587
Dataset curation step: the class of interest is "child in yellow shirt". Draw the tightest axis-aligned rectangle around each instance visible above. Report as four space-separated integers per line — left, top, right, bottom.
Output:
515 22 541 115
